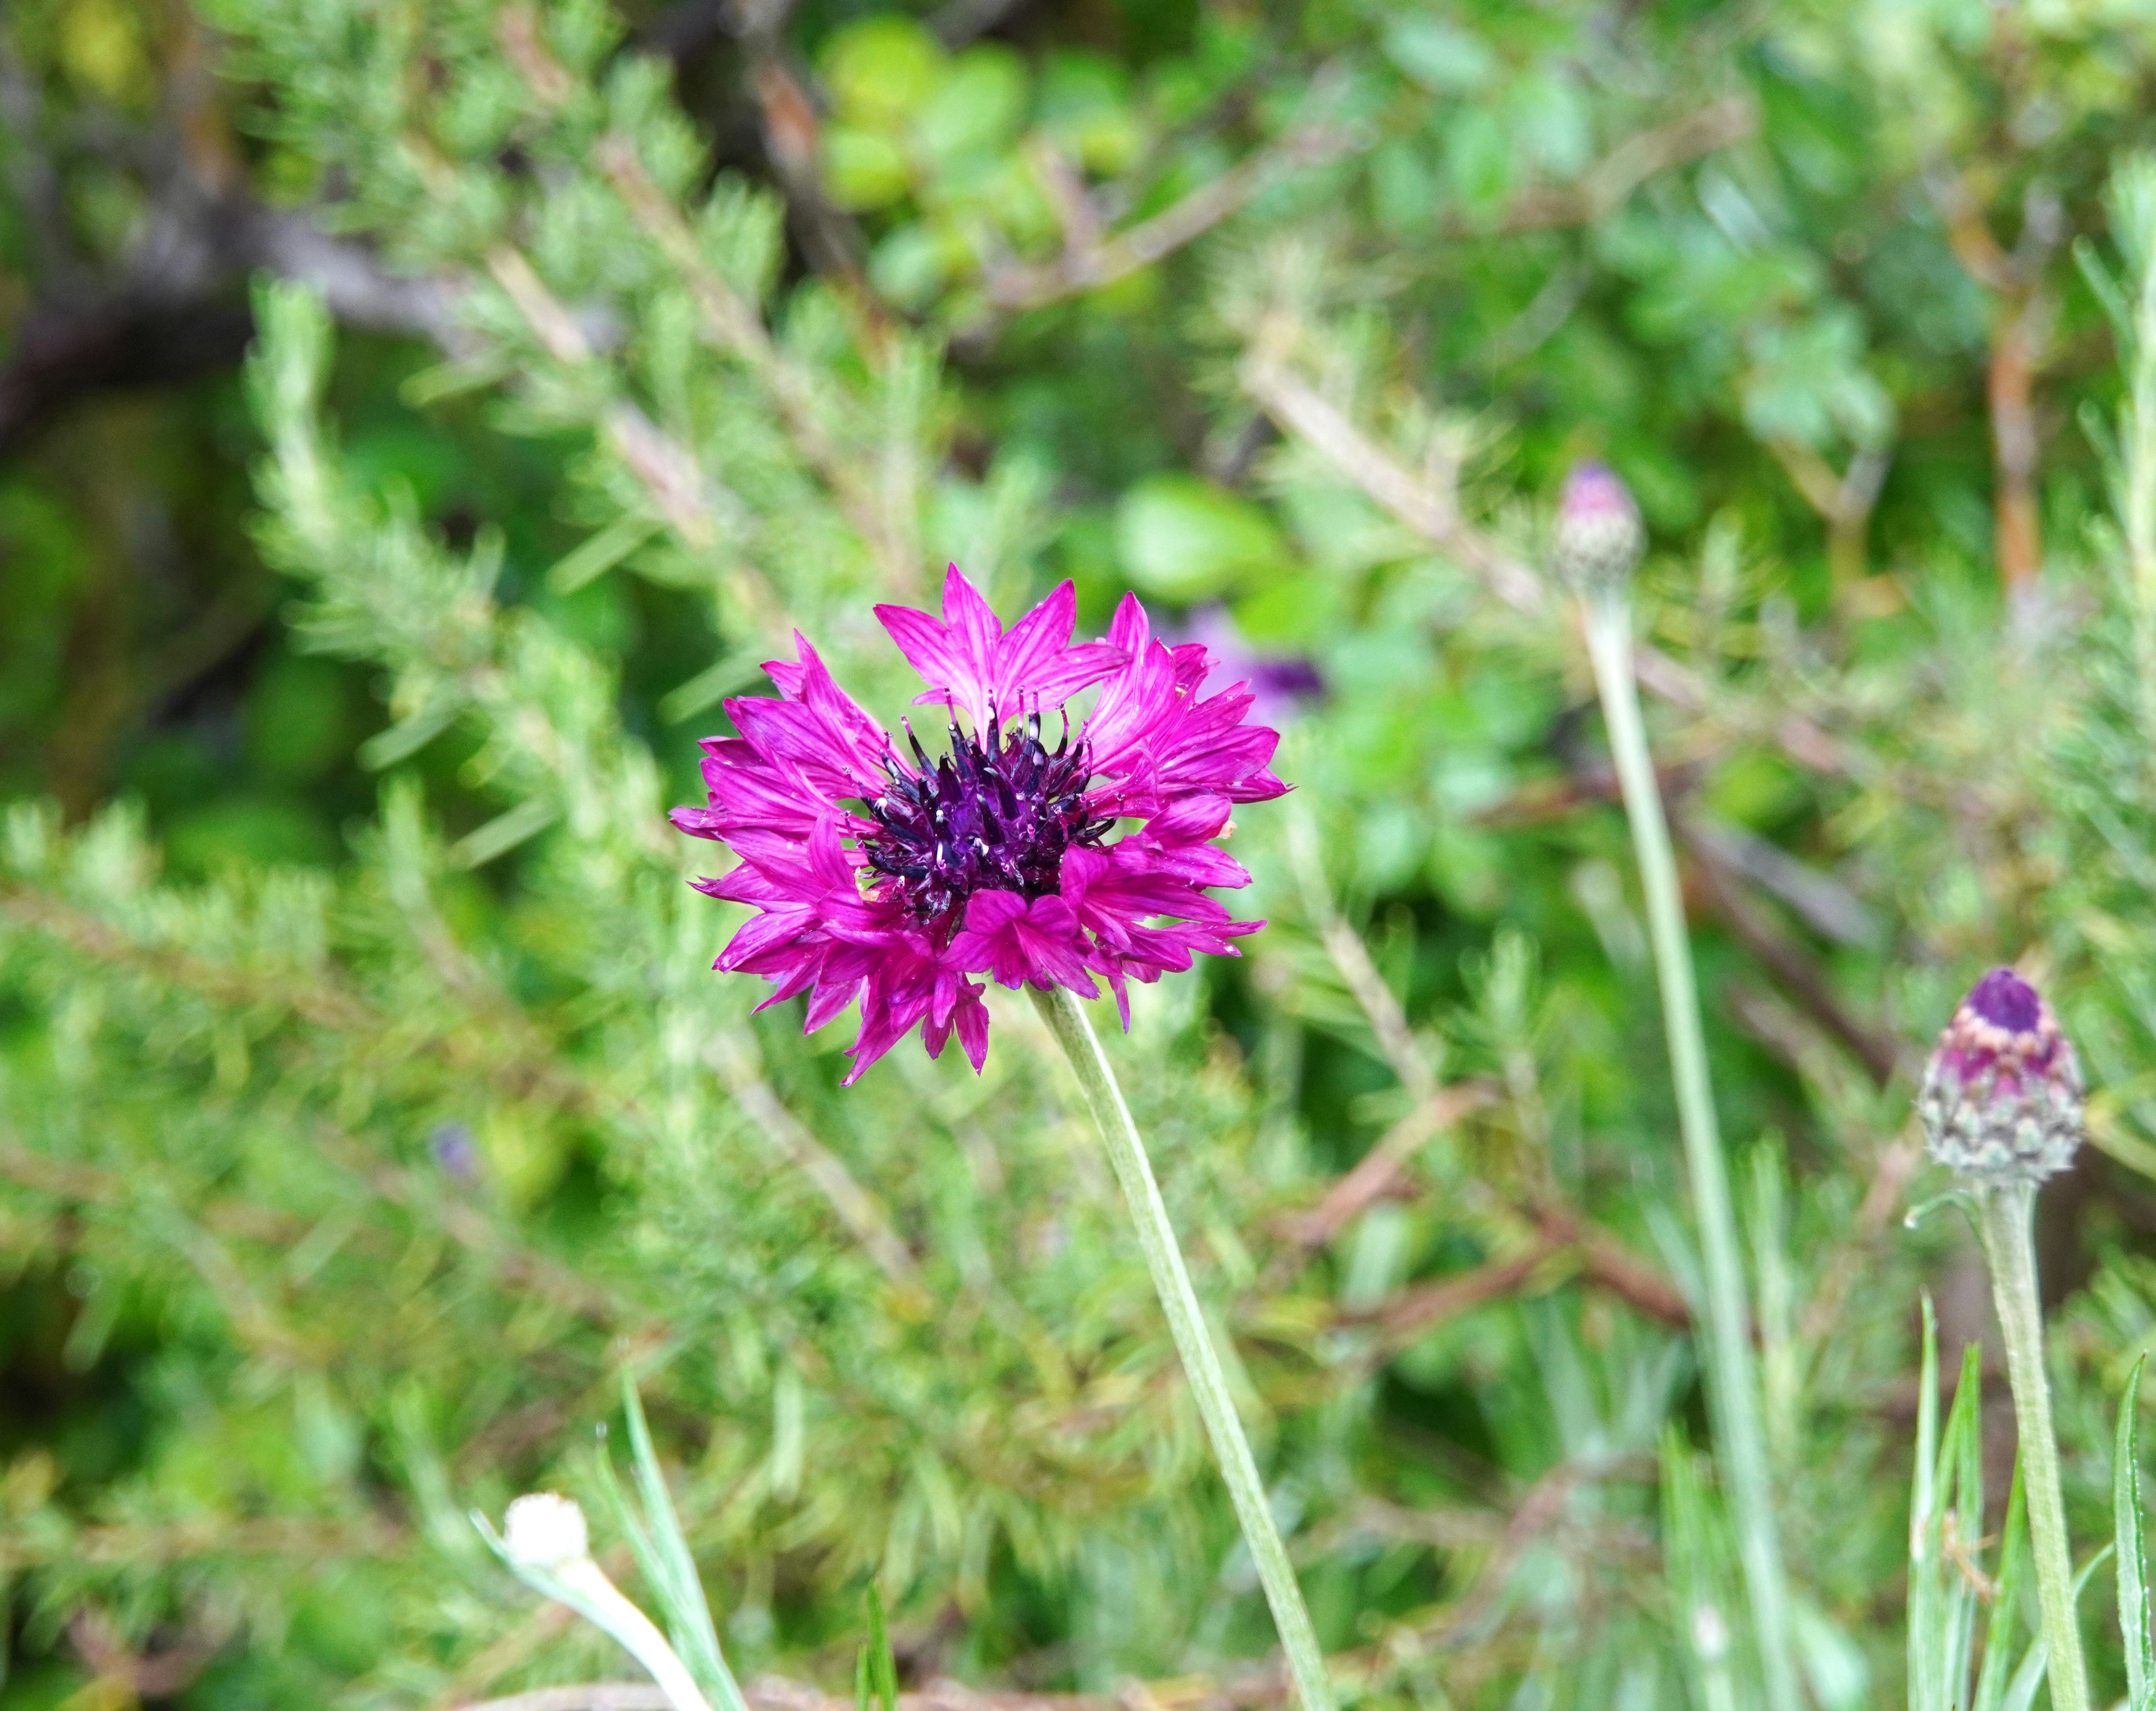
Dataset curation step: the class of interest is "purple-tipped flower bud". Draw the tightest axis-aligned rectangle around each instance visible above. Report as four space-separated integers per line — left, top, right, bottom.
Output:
1919 968 2084 1185
1552 461 1645 592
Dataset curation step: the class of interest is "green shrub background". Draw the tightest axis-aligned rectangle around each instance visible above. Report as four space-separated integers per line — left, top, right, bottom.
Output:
4 0 2156 1705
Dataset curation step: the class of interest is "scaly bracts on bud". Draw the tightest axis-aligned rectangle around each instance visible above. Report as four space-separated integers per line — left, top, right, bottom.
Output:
1919 967 2084 1186
1553 461 1646 592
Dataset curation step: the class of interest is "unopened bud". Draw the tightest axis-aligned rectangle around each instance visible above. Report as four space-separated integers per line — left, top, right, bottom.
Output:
1919 968 2083 1186
503 1492 591 1571
1552 461 1645 592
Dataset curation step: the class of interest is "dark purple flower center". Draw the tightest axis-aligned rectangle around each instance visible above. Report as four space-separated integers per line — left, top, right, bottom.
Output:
859 710 1112 933
1967 967 2042 1035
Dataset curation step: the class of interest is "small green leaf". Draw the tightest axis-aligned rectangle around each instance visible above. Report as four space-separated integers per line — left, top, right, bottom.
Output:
820 18 944 128
548 515 661 594
1114 474 1287 600
916 45 1026 167
823 128 914 212
1381 19 1495 92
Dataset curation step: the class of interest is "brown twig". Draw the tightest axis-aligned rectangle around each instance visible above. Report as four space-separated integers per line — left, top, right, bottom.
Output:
1284 802 1440 1101
68 1602 227 1701
1794 1132 1921 1354
1266 1081 1500 1283
1240 344 1861 780
986 111 1362 311
1341 1204 1692 1349
1464 98 1757 235
1243 346 1546 616
1574 1225 1694 1329
1932 172 2063 591
1671 815 1903 1087
0 876 601 1117
1987 282 2053 588
747 56 876 299
1471 755 1708 830
459 1681 1120 1711
0 1515 401 1570
1418 1454 1657 1648
707 1028 926 1295
591 132 920 597
1677 814 1878 948
1347 1238 1565 1342
1765 437 1893 591
482 245 789 634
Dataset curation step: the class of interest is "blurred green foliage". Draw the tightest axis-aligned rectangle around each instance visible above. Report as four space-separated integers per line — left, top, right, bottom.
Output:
7 0 2156 1707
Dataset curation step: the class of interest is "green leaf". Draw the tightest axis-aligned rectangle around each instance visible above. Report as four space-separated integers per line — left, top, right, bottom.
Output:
448 797 559 869
1381 19 1495 93
820 17 944 129
549 515 661 594
2002 1642 2048 1711
1114 473 1287 600
916 45 1027 168
823 128 915 212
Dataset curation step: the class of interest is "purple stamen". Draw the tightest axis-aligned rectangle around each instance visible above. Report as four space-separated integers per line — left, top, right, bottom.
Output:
860 712 1105 935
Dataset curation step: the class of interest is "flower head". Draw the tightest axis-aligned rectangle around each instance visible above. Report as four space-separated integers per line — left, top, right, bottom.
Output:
1552 460 1645 592
673 565 1287 1082
502 1492 591 1571
1918 967 2084 1185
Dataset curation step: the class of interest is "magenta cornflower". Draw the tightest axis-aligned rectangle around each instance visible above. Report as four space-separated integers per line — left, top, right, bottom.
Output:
671 566 1288 1082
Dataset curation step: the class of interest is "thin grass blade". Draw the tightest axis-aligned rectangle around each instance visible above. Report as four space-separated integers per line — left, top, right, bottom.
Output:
1974 1463 2030 1711
2117 1354 2153 1710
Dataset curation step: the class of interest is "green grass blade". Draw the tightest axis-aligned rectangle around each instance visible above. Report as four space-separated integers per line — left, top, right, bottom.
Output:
2001 1643 2048 1711
864 1585 898 1711
1662 1428 1743 1711
2118 1354 2153 1711
601 1375 750 1711
1974 1461 2030 1711
1942 1339 1986 1704
1911 1297 1945 1711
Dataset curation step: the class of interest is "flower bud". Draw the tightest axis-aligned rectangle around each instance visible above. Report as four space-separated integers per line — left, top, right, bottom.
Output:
1918 968 2083 1185
1552 461 1645 592
503 1492 592 1571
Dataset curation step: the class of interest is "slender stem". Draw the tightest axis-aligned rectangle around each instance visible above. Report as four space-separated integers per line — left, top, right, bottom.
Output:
1579 592 1801 1711
1030 985 1335 1711
1977 1182 2091 1711
2122 177 2156 777
513 1556 715 1711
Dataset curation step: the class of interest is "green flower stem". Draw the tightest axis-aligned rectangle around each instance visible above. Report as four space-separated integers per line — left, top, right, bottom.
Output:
1579 591 1801 1711
1976 1181 2091 1711
1031 984 1335 1711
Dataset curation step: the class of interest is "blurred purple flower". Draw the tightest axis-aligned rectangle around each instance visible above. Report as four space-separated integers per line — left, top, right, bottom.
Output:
429 1121 482 1184
1552 460 1645 591
1174 607 1324 726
